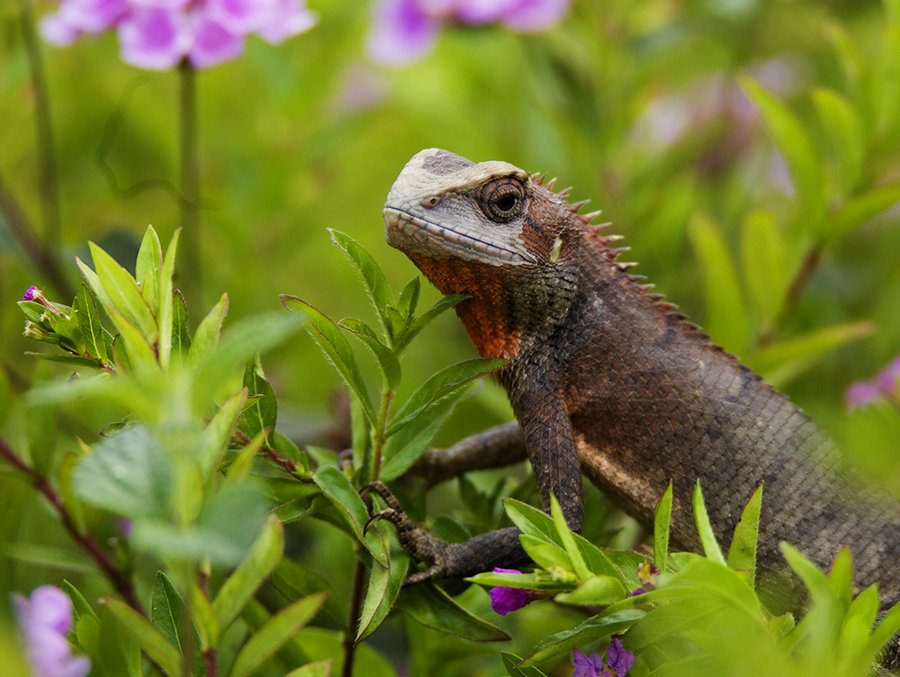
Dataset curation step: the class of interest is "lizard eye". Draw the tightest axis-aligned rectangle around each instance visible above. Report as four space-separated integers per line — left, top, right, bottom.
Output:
480 178 526 222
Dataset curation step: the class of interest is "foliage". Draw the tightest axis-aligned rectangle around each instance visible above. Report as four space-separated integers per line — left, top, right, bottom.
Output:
3 0 900 676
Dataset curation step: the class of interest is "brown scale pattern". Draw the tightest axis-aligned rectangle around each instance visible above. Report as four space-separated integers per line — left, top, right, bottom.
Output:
383 150 900 664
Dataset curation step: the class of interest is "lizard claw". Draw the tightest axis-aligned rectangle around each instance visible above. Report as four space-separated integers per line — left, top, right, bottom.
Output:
361 481 449 580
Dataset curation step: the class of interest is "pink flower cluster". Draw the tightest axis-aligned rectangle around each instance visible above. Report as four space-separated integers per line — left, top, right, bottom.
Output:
845 355 900 410
368 0 570 66
13 586 90 677
40 0 316 70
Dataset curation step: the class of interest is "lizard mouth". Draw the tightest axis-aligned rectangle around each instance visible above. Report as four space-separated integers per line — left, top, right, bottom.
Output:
383 207 535 265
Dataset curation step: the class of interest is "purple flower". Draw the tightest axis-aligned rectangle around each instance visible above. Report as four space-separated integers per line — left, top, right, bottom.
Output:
876 357 900 399
40 0 316 70
606 639 636 676
23 286 39 302
572 639 636 677
488 567 540 615
573 649 607 677
845 381 882 410
367 0 570 66
13 586 91 677
844 355 900 409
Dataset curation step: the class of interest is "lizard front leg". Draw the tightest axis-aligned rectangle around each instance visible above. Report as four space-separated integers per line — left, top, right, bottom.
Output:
368 366 583 582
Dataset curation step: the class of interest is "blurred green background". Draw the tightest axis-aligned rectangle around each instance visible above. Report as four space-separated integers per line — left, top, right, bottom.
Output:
2 1 900 671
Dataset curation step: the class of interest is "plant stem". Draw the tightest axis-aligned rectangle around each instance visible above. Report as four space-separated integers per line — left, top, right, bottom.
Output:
369 386 394 483
18 0 61 245
0 436 143 613
179 60 201 305
343 383 394 676
341 559 366 677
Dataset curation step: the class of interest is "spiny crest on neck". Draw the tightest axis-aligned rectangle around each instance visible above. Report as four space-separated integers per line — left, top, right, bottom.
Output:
530 172 734 353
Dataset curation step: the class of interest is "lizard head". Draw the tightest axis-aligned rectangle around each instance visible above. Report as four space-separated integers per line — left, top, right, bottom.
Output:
383 149 599 358
384 148 577 267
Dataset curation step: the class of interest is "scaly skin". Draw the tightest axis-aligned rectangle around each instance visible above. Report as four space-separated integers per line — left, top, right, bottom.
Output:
380 148 900 619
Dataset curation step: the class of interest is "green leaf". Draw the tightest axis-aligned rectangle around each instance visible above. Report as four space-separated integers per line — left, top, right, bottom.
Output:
812 88 864 193
200 388 248 479
501 652 548 677
103 596 181 677
240 357 277 442
522 608 645 665
380 381 477 481
329 229 395 343
739 210 788 332
780 542 829 600
692 481 725 565
135 225 163 314
213 515 285 630
312 465 388 566
467 570 570 592
88 242 158 341
394 292 469 354
72 284 109 363
95 605 142 677
339 318 402 389
157 229 180 368
863 601 900 666
282 295 377 425
190 580 220 650
396 584 509 641
285 660 333 677
61 580 98 621
132 481 269 565
747 320 873 388
0 543 97 575
189 293 229 365
550 494 590 580
387 358 505 436
357 540 409 641
740 76 825 227
519 535 573 572
230 593 327 677
171 289 191 357
554 575 626 606
151 571 183 652
396 276 421 319
827 180 900 240
73 425 172 519
688 215 747 352
504 498 564 549
726 484 763 582
654 482 673 572
271 558 344 629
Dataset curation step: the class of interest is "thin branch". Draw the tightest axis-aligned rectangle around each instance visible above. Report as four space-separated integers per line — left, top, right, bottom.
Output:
0 436 143 613
341 559 366 677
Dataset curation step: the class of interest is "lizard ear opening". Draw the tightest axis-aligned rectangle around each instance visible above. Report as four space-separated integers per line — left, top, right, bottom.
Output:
480 177 527 223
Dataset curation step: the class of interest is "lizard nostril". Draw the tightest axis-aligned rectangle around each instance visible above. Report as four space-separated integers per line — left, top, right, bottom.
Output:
424 196 441 208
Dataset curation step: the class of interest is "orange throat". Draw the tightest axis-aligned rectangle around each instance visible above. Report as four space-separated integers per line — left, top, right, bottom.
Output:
408 255 521 359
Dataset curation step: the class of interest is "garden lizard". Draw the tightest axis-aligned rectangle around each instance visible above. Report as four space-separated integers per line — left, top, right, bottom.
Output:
377 148 900 623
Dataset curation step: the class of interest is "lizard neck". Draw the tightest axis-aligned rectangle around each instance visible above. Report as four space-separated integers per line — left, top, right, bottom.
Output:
408 254 522 359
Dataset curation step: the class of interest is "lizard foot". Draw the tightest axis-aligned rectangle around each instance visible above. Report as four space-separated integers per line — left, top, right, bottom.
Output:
362 481 459 584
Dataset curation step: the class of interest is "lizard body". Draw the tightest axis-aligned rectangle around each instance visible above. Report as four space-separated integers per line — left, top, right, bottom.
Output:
380 148 900 617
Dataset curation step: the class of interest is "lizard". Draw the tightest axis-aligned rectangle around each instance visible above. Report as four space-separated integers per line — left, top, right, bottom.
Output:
373 148 900 639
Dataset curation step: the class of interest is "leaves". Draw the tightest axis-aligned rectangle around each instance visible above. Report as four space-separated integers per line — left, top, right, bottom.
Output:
396 585 509 641
692 481 725 565
213 515 285 630
230 593 327 677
